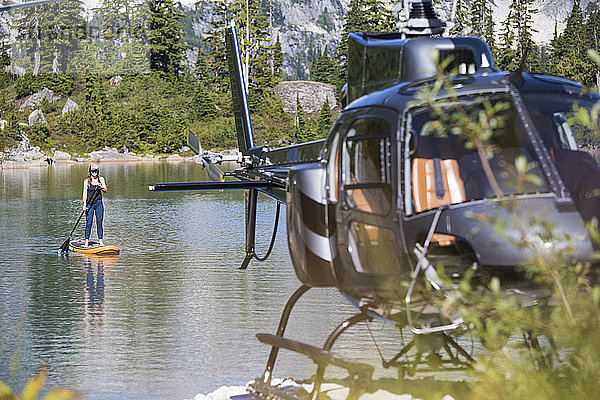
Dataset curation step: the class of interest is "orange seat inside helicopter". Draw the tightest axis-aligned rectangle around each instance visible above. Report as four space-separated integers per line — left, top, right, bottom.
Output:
411 135 467 246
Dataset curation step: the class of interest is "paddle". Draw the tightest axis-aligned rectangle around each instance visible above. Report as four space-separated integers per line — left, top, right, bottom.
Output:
59 187 102 253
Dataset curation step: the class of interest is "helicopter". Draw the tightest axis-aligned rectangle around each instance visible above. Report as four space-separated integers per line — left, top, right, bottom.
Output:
149 0 600 397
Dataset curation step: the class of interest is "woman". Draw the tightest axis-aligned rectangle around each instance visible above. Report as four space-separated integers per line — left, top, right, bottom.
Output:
82 164 108 247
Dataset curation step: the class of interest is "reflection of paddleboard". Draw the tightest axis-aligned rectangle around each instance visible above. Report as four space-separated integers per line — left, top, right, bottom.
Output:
69 240 120 255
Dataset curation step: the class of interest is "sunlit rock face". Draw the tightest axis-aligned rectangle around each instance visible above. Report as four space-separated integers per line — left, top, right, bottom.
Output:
183 0 349 80
272 81 336 115
180 0 581 79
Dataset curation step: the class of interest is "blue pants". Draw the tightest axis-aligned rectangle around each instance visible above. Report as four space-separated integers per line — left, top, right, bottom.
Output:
85 199 104 240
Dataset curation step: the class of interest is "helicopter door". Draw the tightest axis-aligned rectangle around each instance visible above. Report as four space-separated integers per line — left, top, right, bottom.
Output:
337 112 404 290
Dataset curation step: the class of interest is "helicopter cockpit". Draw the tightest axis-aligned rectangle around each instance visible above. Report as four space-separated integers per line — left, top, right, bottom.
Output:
301 72 600 308
404 94 549 215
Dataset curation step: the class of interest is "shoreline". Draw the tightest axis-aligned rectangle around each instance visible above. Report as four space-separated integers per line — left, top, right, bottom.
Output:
0 147 239 169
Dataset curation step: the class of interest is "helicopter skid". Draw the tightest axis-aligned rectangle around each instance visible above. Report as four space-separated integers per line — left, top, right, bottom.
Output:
247 285 475 400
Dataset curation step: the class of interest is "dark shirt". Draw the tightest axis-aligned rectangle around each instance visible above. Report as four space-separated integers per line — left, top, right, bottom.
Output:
86 183 103 205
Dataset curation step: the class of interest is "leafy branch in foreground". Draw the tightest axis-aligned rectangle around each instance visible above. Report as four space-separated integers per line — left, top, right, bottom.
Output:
412 51 600 400
0 366 79 400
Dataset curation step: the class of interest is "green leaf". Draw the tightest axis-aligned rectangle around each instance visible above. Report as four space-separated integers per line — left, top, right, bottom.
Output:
42 388 80 400
0 380 19 400
21 367 48 400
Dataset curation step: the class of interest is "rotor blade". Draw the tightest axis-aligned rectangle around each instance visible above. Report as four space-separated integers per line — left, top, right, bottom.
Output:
149 180 272 192
187 129 202 155
203 156 225 182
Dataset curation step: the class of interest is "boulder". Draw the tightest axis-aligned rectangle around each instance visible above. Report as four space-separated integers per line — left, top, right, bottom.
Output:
62 98 79 114
54 150 76 161
272 81 336 115
28 109 47 126
110 76 123 86
5 64 25 77
89 150 141 161
166 154 184 161
19 88 61 112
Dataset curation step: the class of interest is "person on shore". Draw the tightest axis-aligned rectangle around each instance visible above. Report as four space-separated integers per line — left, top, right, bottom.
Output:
82 164 108 247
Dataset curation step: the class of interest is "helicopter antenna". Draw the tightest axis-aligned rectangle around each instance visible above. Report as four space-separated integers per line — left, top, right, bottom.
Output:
399 0 446 38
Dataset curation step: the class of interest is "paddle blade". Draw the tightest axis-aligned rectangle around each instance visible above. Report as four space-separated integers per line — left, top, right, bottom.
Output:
59 237 71 253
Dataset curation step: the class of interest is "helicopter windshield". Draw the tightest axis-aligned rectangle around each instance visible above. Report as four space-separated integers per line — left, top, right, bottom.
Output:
405 95 550 215
523 92 600 221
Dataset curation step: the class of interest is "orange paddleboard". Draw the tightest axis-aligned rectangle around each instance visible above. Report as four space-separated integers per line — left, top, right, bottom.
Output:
69 239 120 255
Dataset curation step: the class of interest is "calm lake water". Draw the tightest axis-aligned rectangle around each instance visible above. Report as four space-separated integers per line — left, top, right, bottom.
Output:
0 161 402 400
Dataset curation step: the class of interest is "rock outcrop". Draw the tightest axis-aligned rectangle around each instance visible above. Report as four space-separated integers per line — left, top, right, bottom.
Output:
19 88 60 112
5 64 25 77
62 98 79 114
28 109 47 126
272 81 336 115
89 147 142 161
1 135 49 168
110 75 123 86
54 150 77 162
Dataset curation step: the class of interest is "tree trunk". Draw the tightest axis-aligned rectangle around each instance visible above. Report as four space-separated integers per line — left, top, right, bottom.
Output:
33 13 40 75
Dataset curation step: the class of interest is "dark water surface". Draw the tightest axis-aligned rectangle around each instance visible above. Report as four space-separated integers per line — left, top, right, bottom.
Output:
0 162 401 400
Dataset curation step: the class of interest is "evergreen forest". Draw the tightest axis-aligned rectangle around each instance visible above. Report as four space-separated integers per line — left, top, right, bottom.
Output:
0 0 598 154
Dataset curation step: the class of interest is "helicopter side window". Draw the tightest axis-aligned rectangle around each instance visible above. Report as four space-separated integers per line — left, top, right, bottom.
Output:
342 117 392 215
552 113 579 151
523 92 600 221
438 49 476 75
348 222 401 274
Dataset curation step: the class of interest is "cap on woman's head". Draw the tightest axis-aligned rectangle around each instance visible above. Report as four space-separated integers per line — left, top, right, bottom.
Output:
89 163 99 172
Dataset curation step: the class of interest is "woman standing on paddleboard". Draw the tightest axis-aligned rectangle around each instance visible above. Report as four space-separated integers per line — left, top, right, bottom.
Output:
83 164 108 247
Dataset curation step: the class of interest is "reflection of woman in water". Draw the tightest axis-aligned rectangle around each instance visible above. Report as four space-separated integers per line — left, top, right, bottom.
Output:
82 164 108 247
84 259 105 330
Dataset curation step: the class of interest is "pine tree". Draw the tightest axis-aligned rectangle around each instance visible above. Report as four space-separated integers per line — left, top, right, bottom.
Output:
317 98 332 137
272 34 283 82
310 46 336 85
495 0 537 71
94 0 149 74
551 1 593 84
203 0 229 92
450 0 470 36
148 0 188 75
470 0 495 51
294 93 307 143
495 10 517 70
52 0 87 74
585 10 600 86
13 5 45 74
190 85 217 120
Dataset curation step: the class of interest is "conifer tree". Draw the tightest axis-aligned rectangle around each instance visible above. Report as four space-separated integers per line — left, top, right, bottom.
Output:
495 0 537 71
148 0 188 75
317 98 332 137
450 0 470 36
310 46 336 85
551 1 593 84
203 0 229 92
470 0 495 51
495 10 517 71
587 10 600 86
190 85 217 120
294 93 307 143
13 5 45 74
272 34 283 82
94 0 149 74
